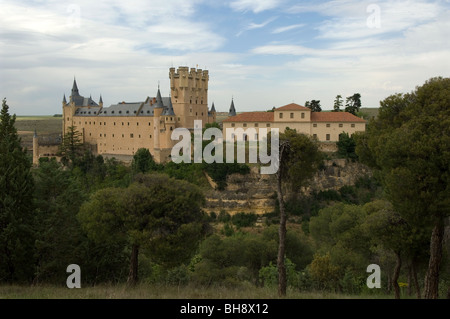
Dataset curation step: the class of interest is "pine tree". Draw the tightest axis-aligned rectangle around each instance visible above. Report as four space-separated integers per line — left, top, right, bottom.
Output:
0 98 35 282
59 125 84 166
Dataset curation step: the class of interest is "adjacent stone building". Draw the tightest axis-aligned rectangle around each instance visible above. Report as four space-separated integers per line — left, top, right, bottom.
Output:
222 103 366 143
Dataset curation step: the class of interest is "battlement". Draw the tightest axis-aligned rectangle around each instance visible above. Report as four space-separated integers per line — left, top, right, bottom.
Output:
169 66 208 81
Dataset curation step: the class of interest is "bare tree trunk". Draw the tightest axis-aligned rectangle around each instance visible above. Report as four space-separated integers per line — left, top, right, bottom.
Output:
276 141 288 297
393 251 402 299
411 259 421 299
277 169 287 297
407 265 412 297
424 220 444 299
127 244 139 286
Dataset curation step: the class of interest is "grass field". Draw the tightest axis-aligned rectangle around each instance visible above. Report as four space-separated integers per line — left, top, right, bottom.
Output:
14 116 62 152
0 284 393 299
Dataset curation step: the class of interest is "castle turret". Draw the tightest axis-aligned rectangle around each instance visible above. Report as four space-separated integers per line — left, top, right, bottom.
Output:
71 78 79 101
99 95 103 107
169 66 209 129
228 98 236 117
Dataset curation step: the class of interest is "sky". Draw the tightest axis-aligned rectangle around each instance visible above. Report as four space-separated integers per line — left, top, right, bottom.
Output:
1 0 449 115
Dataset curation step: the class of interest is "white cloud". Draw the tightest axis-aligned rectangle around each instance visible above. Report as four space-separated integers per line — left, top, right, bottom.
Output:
272 24 304 34
230 0 284 13
236 16 277 36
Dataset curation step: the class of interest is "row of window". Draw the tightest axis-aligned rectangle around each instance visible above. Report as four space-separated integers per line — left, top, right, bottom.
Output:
90 133 153 139
279 112 306 119
230 123 356 128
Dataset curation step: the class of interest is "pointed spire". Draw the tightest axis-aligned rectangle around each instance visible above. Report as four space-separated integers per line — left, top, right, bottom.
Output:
71 78 79 97
162 95 175 116
63 94 67 104
33 128 38 138
155 87 164 108
99 95 103 105
210 102 216 113
228 98 236 117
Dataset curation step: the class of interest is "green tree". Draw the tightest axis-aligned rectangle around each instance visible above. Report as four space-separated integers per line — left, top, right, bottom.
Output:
337 132 357 160
355 77 450 299
362 200 429 299
78 173 208 285
276 128 323 296
59 125 84 166
32 158 87 283
333 95 343 112
345 93 362 115
305 100 322 112
0 98 35 282
132 148 157 174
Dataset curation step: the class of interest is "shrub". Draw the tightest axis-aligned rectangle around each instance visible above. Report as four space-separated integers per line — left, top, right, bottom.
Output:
231 212 258 228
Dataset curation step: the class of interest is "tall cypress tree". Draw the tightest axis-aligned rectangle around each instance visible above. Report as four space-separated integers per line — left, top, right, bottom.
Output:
0 98 35 282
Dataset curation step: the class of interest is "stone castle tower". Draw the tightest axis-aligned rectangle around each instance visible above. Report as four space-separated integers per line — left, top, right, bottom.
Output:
169 67 210 129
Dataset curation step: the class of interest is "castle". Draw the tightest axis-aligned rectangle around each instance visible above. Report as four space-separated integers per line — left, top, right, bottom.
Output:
32 66 366 165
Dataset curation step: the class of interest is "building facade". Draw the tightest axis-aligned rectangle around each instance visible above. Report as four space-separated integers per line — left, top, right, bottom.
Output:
222 103 366 143
57 66 216 164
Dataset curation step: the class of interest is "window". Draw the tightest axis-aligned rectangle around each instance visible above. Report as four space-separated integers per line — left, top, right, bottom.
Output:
170 127 173 131
351 124 355 128
326 124 330 127
100 122 102 125
138 134 141 138
67 117 69 121
100 134 102 137
313 134 317 139
243 123 247 127
313 123 317 127
112 134 115 137
128 122 130 126
150 135 152 138
231 123 235 127
122 122 124 126
279 113 283 119
104 122 106 126
130 133 134 138
301 113 305 119
104 134 106 137
122 134 124 137
149 122 151 126
266 123 270 127
339 124 343 128
137 122 139 126
254 123 258 127
114 122 116 126
290 113 294 119
326 134 330 141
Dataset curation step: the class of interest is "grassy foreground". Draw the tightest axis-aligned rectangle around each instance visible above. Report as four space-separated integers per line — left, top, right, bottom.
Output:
0 284 393 299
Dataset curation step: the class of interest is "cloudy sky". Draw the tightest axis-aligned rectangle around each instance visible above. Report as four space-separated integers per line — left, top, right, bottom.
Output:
1 0 449 115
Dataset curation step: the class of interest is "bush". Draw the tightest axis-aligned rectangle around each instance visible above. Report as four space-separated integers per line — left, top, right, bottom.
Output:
231 212 258 228
166 265 190 286
218 210 231 223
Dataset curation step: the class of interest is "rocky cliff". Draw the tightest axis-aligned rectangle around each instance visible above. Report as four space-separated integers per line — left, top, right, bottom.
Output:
204 159 372 215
